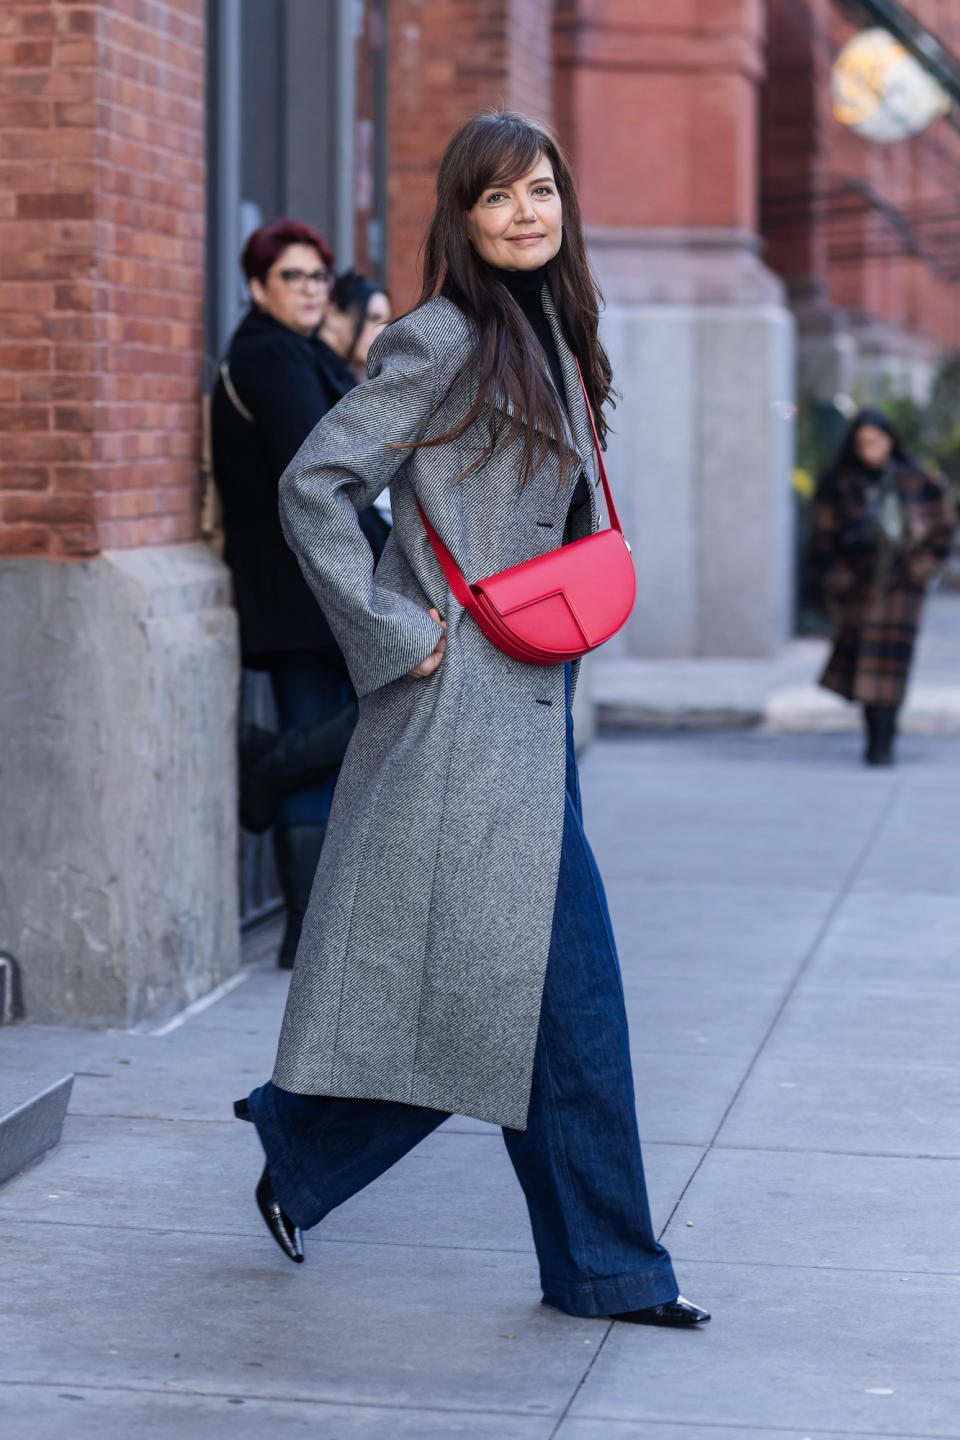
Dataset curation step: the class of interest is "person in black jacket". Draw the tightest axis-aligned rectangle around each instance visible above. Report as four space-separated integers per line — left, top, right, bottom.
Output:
212 219 390 965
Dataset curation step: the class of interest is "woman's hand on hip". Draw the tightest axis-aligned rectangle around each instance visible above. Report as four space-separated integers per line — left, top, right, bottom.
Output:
409 609 446 678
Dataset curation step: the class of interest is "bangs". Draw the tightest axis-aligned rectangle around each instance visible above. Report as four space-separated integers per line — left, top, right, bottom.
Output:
461 115 547 206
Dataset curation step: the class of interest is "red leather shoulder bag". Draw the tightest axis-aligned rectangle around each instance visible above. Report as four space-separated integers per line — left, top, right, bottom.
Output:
415 362 636 665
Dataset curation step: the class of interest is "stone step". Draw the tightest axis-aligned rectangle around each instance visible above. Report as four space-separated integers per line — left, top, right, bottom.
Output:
0 1071 74 1188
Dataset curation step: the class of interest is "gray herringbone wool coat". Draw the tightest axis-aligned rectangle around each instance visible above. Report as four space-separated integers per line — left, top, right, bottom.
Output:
272 291 601 1129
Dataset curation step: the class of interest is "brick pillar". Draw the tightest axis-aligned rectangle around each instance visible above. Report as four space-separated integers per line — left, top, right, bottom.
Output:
386 0 554 312
555 0 796 656
0 1 239 1026
0 0 207 558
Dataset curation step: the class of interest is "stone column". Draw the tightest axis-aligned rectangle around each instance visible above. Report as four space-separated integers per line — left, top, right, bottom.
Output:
556 0 796 656
0 0 239 1025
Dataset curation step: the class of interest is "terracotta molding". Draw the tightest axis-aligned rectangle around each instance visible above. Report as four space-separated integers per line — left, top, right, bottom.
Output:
589 225 766 251
555 25 765 83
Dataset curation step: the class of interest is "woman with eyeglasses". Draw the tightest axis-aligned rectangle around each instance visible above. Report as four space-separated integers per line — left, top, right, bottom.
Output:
212 219 390 966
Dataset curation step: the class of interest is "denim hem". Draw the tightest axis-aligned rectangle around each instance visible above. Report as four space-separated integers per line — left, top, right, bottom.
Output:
246 1084 331 1231
540 1257 679 1318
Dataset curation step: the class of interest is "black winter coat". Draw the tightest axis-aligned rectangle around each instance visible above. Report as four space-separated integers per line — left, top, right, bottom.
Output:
211 307 388 664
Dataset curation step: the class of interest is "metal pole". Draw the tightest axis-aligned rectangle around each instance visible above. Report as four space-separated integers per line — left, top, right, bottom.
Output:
373 0 389 286
334 0 359 272
215 0 244 353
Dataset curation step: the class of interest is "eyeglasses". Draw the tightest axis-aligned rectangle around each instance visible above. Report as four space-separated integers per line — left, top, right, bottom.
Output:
273 267 333 291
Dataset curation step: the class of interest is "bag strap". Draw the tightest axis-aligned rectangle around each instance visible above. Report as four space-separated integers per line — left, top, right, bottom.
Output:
220 360 256 424
574 359 623 536
415 500 478 612
415 358 626 604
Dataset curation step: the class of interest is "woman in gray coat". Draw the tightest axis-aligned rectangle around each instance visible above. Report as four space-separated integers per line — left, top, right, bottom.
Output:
234 111 708 1328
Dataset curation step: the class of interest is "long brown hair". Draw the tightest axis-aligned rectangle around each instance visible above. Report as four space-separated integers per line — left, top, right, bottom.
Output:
411 110 613 485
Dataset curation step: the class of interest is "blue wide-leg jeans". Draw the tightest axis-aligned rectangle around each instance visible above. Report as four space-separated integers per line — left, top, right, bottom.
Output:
246 669 678 1317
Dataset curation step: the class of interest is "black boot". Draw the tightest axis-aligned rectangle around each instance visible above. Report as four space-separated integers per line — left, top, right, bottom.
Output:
273 823 327 968
864 704 897 766
614 1296 711 1327
232 1101 304 1261
863 705 878 765
255 1165 305 1262
239 702 357 834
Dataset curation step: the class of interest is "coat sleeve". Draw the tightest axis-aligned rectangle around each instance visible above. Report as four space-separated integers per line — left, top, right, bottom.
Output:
904 472 956 586
924 474 955 562
278 314 446 697
805 473 849 598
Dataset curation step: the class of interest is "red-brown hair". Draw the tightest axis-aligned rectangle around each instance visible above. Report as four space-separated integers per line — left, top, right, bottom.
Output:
241 219 334 283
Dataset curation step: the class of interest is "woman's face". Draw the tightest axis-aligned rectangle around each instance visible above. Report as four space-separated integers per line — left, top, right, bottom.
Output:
322 290 391 368
352 291 391 368
854 424 894 470
249 243 332 336
466 155 562 271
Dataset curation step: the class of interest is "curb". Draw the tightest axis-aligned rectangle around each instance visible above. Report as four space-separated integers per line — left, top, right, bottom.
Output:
596 686 960 735
0 1072 74 1189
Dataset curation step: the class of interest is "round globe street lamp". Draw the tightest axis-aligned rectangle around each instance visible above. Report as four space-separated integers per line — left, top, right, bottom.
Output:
832 28 951 143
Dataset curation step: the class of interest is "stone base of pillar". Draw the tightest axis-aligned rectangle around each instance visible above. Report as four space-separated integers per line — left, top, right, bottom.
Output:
590 227 796 658
0 545 240 1027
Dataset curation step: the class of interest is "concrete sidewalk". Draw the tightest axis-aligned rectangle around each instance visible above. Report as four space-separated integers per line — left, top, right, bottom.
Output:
2 724 960 1437
596 589 960 734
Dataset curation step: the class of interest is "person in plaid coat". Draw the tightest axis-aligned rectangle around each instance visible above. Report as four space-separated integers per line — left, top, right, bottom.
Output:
807 408 954 765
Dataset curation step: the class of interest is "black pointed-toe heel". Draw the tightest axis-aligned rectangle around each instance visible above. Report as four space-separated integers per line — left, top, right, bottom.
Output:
255 1165 304 1263
233 1098 252 1121
614 1296 710 1328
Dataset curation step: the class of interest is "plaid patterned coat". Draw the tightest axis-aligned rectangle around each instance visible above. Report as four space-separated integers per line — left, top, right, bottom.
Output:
271 294 601 1129
808 462 954 706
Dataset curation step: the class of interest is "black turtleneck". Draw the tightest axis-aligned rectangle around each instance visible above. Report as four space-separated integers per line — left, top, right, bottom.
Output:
488 263 567 407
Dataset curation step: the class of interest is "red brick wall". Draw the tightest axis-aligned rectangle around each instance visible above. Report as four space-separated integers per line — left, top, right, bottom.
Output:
386 0 554 313
0 0 205 559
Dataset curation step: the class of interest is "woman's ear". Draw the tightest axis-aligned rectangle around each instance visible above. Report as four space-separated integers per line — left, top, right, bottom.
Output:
249 277 266 308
